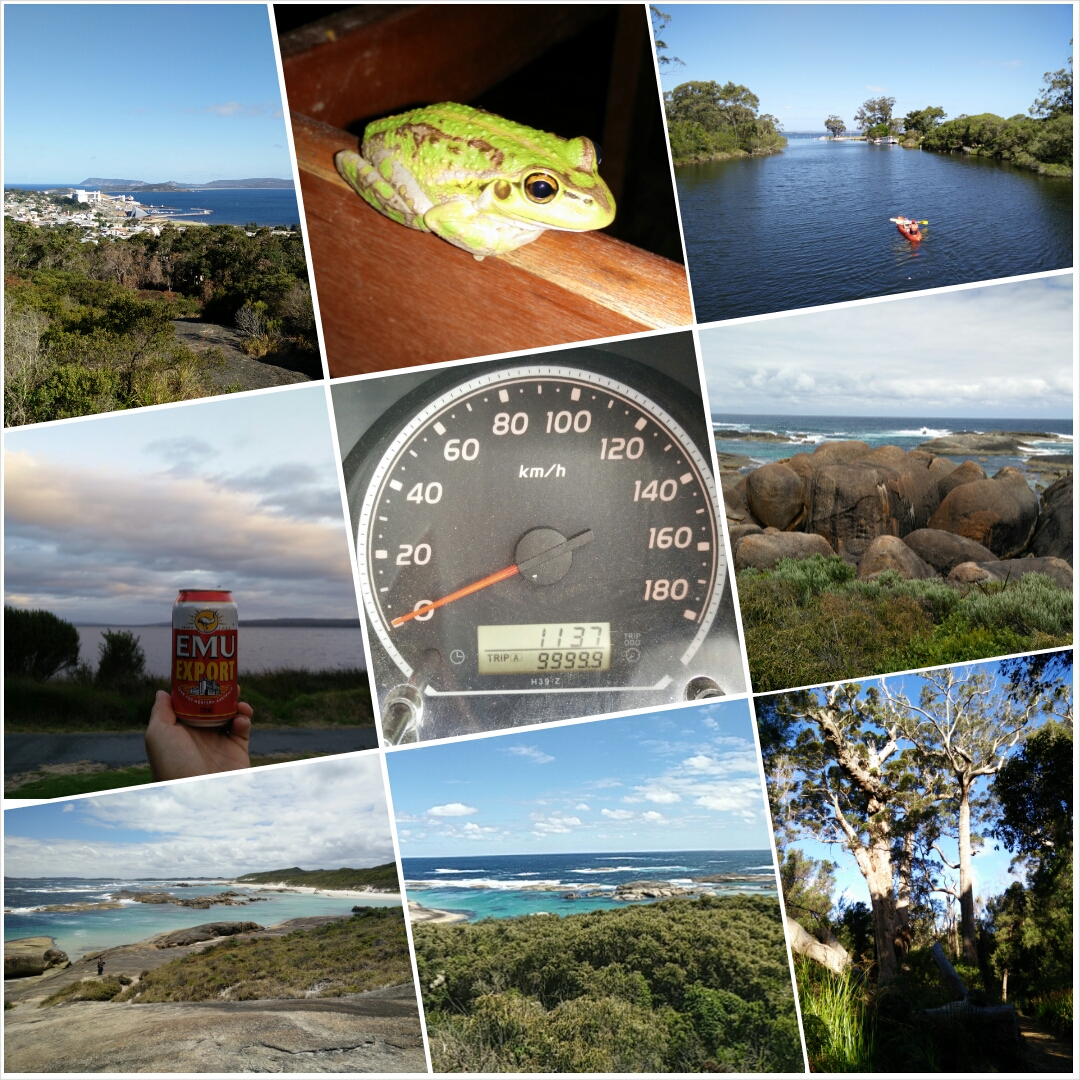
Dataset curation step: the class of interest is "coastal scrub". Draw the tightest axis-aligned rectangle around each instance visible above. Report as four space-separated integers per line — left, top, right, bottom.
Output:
414 895 801 1073
116 908 411 1002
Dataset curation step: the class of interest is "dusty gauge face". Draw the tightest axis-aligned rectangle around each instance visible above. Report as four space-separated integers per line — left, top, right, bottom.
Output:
343 350 733 741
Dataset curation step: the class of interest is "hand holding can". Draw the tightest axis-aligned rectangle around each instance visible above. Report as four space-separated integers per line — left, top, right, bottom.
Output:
171 589 239 725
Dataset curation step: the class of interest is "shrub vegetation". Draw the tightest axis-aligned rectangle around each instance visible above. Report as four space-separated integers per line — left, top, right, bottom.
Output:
414 895 802 1073
738 556 1072 692
3 220 316 425
920 113 1072 177
665 81 786 165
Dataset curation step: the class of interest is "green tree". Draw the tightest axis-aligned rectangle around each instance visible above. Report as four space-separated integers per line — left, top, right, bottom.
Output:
716 82 761 143
885 669 1043 965
854 95 897 133
824 115 846 137
758 685 909 981
779 847 837 934
4 606 82 681
902 106 947 136
95 629 148 691
649 6 683 70
1030 41 1073 118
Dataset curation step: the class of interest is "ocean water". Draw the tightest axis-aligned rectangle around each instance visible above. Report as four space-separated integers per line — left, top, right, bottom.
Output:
75 625 366 677
4 877 401 959
401 850 777 922
7 185 299 226
712 414 1072 487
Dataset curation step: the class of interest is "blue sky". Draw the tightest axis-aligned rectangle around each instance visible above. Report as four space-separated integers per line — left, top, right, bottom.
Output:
4 387 357 623
4 754 394 878
4 5 292 183
656 4 1074 130
700 273 1073 417
756 655 1070 916
385 701 774 857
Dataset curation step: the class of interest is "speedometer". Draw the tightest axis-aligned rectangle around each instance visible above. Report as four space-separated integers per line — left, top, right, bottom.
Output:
337 340 739 742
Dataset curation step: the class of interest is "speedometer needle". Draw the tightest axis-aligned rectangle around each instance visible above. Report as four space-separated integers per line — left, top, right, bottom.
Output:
390 529 594 628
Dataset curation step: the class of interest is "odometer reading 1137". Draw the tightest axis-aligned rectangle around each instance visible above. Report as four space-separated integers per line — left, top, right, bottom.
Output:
477 622 611 674
356 363 726 700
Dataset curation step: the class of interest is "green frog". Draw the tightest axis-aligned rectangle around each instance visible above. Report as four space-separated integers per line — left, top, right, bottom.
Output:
335 102 615 260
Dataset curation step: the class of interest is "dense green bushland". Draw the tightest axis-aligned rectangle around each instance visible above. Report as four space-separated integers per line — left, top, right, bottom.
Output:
665 81 786 165
414 896 801 1073
738 556 1072 692
3 219 316 425
236 864 399 891
920 113 1072 176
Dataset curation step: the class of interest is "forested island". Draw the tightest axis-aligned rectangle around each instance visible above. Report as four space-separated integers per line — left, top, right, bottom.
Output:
413 895 802 1072
665 81 786 165
824 48 1072 177
4 217 318 426
761 655 1073 1072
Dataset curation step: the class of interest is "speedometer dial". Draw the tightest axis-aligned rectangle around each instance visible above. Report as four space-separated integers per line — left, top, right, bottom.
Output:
344 348 732 741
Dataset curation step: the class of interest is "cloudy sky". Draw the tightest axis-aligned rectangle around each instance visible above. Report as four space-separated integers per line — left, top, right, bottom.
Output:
4 5 292 184
4 387 358 624
4 754 393 879
386 701 772 857
658 5 1073 131
701 274 1073 418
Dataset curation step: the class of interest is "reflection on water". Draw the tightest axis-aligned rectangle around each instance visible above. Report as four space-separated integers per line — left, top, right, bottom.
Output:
678 137 1072 321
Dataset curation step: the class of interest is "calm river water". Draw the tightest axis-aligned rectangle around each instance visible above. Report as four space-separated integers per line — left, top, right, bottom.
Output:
677 136 1073 322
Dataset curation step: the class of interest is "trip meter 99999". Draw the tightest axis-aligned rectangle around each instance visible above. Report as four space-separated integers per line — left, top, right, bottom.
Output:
351 358 728 738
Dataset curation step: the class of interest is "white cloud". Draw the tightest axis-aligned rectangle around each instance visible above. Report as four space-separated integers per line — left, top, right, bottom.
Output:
506 745 554 765
426 803 478 818
702 277 1073 418
574 803 591 811
4 757 394 879
601 809 635 821
641 811 667 823
530 814 583 836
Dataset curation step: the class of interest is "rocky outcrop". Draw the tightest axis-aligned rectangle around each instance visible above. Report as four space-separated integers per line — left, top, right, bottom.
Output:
928 467 1040 557
805 464 897 555
727 523 763 546
948 557 1073 592
937 459 987 500
1029 475 1072 564
745 462 806 530
810 440 871 466
734 532 835 571
151 921 264 948
858 536 936 580
902 529 998 576
5 938 69 978
722 476 756 525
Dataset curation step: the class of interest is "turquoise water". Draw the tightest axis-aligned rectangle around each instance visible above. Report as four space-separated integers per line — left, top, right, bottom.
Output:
402 850 778 922
4 878 402 959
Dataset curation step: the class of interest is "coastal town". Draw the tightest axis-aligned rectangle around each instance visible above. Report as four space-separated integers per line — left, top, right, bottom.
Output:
3 186 204 241
4 187 295 241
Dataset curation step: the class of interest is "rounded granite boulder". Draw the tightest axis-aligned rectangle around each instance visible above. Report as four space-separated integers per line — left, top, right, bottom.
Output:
745 462 806 531
928 467 1039 558
734 532 835 571
857 535 937 580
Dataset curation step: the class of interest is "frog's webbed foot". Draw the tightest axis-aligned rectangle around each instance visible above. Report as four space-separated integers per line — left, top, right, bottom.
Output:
424 200 544 260
334 149 431 231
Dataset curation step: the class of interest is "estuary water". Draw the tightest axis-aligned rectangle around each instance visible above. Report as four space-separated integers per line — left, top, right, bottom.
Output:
402 850 777 922
4 878 401 958
678 136 1073 322
75 625 366 677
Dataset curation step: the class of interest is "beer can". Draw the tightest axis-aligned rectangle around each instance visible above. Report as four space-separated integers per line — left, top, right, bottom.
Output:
171 589 239 726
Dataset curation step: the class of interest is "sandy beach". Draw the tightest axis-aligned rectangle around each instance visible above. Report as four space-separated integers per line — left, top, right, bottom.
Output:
406 900 468 925
225 881 401 902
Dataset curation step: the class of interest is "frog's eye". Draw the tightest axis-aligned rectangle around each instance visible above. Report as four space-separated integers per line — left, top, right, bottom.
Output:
524 173 559 204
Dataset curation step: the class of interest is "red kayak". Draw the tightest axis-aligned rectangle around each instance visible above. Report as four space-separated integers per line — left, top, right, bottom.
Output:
896 217 923 242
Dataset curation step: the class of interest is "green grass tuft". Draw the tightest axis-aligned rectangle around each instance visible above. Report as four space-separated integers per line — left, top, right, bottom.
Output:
40 977 126 1008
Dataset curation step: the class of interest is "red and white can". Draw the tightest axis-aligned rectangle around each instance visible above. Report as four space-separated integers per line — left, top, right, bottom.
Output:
171 589 239 726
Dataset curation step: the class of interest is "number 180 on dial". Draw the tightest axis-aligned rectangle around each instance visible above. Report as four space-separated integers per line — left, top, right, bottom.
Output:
477 622 611 674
